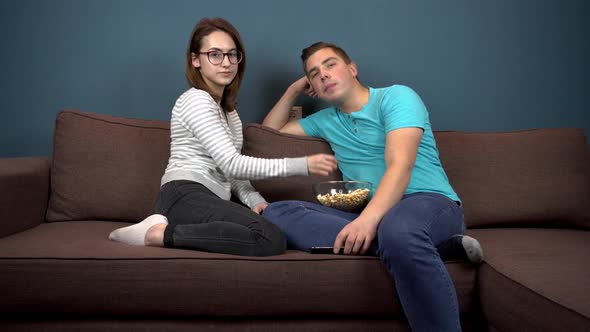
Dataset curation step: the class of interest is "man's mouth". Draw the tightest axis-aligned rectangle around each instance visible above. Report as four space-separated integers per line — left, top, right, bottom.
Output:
324 82 336 92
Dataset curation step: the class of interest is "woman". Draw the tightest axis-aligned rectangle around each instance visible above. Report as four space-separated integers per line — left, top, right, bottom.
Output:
109 17 337 256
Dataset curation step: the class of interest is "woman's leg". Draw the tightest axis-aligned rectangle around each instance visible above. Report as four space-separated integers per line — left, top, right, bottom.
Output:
155 180 286 256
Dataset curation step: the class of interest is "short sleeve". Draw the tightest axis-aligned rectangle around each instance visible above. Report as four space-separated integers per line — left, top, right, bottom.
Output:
299 110 325 138
381 85 428 133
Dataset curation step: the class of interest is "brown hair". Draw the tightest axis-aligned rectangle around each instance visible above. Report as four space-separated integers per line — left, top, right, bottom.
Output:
185 17 246 112
301 41 352 74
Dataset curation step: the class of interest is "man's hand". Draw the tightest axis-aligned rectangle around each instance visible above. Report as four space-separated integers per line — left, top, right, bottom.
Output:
307 154 338 176
262 77 314 135
333 217 379 255
292 76 317 98
252 202 269 215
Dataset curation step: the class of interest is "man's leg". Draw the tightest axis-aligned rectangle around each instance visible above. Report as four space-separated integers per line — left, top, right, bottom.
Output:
377 192 465 332
264 199 480 261
263 200 374 252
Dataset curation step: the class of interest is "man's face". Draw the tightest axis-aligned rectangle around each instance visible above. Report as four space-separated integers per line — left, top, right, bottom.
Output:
304 48 357 103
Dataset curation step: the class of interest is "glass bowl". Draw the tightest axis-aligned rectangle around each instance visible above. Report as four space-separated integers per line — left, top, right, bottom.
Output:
313 181 372 212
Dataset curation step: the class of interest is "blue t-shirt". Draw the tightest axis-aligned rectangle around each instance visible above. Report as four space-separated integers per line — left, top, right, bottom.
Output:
299 85 460 202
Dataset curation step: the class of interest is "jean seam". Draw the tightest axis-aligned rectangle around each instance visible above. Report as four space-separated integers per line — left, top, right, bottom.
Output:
433 248 462 331
424 203 454 230
174 234 261 245
428 204 462 331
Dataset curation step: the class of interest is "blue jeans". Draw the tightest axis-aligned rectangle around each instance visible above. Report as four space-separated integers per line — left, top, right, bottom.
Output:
263 192 465 332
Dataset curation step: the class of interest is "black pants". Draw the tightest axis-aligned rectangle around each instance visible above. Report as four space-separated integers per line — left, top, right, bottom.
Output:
155 180 286 256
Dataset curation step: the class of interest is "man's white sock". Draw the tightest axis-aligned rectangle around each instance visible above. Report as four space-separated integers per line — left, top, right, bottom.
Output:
108 214 168 246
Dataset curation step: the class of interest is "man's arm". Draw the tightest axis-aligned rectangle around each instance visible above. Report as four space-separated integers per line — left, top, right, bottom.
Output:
262 76 314 136
333 127 423 254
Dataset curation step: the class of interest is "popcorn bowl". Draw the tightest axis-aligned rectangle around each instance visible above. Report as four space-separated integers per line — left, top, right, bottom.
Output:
313 181 372 212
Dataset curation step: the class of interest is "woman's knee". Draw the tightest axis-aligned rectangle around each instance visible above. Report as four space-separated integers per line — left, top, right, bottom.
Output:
255 219 287 256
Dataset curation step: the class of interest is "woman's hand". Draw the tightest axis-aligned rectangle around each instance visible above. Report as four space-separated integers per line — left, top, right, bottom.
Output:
307 154 338 176
252 202 269 215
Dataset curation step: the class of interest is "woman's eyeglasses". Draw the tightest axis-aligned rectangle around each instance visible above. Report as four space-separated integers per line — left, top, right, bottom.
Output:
198 50 243 65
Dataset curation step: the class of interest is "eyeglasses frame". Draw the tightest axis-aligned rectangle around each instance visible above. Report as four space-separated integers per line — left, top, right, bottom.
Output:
197 50 243 65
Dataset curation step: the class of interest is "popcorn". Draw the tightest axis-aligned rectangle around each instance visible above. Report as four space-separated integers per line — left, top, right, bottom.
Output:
316 188 370 211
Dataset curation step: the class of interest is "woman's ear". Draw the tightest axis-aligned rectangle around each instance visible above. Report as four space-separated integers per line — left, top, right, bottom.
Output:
191 53 200 68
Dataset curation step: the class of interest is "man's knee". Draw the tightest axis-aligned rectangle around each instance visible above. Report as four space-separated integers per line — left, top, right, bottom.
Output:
378 215 430 263
378 216 412 252
262 200 303 219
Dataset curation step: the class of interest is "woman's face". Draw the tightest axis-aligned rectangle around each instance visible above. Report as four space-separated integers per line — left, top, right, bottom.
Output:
192 30 239 96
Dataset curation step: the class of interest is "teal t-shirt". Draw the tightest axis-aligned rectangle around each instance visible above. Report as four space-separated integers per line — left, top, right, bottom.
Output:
299 85 460 202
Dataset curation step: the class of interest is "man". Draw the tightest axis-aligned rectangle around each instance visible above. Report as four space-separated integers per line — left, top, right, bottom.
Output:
261 41 482 331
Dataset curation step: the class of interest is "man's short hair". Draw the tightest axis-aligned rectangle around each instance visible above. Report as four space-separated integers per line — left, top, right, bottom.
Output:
301 42 352 74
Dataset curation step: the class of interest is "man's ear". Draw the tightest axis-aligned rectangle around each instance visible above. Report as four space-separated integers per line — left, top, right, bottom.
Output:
349 62 358 78
191 53 201 68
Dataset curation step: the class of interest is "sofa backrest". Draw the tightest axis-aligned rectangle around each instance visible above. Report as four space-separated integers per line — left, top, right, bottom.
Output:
435 128 590 229
244 124 590 230
46 110 170 222
242 124 343 203
46 111 590 230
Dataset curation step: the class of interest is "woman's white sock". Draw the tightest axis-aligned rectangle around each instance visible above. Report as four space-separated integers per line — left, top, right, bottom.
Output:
108 214 168 246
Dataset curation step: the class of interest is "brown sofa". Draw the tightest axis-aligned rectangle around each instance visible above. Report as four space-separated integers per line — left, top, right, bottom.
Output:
1 110 589 331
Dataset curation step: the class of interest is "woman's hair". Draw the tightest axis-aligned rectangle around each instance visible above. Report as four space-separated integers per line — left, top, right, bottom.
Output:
301 41 352 74
185 17 246 112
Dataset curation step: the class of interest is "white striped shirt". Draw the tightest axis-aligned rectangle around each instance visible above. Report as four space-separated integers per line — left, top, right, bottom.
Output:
161 88 308 208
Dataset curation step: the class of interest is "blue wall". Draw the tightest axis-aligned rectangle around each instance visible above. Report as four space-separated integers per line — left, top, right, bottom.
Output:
1 0 588 157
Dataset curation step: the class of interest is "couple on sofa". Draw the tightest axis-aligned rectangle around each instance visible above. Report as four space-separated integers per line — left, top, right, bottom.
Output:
109 17 483 331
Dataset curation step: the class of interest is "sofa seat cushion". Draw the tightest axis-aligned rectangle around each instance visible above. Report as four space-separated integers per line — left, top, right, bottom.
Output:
468 228 590 331
0 221 477 318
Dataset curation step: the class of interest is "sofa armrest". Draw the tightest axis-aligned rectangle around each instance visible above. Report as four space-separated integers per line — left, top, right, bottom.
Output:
0 157 50 238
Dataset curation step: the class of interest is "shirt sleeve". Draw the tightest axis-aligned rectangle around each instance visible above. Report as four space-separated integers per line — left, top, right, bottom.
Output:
174 90 308 180
230 179 266 208
298 110 325 138
381 85 428 133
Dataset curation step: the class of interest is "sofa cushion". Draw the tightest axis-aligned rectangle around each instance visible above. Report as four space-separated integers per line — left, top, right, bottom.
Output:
0 221 478 318
46 110 170 222
242 124 343 203
243 126 590 229
435 128 590 229
469 228 590 331
0 157 50 238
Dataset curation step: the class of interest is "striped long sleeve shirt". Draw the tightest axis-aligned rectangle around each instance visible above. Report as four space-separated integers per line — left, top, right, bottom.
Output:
161 88 308 208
